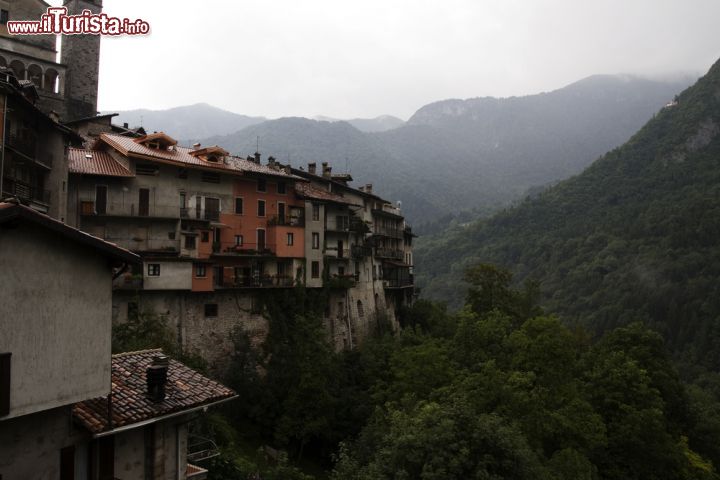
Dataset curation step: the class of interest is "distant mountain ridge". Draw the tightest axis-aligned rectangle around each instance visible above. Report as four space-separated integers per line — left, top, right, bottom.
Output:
109 74 696 224
105 103 267 142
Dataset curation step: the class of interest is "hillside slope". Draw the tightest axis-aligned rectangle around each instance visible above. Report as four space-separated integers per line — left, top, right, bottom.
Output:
416 59 720 360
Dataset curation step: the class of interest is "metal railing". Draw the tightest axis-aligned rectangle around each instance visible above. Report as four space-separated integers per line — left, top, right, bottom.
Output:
2 177 50 204
7 130 38 158
375 247 404 260
373 225 403 238
267 214 305 227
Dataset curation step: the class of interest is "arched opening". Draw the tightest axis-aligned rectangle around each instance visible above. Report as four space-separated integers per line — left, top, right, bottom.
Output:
9 60 25 80
357 300 364 318
27 64 42 88
44 68 59 93
0 56 7 69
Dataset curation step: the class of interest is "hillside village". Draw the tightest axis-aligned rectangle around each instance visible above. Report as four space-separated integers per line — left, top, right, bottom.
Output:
0 0 414 478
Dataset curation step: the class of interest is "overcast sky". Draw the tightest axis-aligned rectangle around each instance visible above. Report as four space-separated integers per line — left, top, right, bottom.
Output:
67 0 720 119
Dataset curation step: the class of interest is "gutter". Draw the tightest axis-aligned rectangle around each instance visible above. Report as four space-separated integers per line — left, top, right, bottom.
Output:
91 395 238 439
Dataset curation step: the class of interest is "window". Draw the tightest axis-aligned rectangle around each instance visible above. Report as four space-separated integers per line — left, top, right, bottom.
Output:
257 229 266 250
257 178 266 192
0 352 11 416
60 446 75 480
312 204 320 221
139 188 150 216
95 185 107 215
204 304 218 317
311 261 320 278
0 10 9 24
312 232 320 249
235 235 243 246
257 199 266 217
136 164 158 176
178 168 188 179
184 235 196 249
277 182 286 194
357 300 364 317
338 266 345 276
201 231 209 242
201 172 221 183
195 264 207 277
234 197 243 214
286 232 294 246
147 264 160 276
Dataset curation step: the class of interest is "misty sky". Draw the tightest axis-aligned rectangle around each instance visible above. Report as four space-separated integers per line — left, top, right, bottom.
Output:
59 0 720 119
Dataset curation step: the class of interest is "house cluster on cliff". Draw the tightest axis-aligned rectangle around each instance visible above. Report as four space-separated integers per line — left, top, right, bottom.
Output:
0 0 416 477
66 130 415 361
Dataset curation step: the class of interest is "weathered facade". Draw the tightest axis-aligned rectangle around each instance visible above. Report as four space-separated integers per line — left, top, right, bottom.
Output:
66 131 416 363
0 202 236 480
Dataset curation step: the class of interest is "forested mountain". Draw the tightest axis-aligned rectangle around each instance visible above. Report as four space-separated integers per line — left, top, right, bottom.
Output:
108 103 267 141
194 75 692 224
416 58 720 363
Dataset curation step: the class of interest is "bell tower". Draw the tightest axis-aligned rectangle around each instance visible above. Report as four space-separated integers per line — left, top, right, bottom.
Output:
60 0 103 120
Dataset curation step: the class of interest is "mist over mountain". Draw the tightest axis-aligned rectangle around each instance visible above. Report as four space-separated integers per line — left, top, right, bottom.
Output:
118 74 694 224
415 59 720 362
107 103 267 141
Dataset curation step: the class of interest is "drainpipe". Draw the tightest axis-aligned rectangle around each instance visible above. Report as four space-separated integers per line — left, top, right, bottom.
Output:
0 92 7 200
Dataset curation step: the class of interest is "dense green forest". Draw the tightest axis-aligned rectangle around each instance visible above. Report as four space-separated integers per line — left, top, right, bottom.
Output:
416 58 720 368
116 266 720 479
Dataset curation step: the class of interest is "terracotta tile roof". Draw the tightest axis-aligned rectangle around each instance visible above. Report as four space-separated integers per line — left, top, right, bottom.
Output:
68 148 134 177
73 349 236 435
294 182 360 206
97 133 303 180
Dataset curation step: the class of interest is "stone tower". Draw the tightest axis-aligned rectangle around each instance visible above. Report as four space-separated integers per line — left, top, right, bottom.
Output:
60 0 103 120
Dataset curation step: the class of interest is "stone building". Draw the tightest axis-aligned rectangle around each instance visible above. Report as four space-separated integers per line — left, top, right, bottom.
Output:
0 201 236 479
0 0 103 121
0 68 80 219
66 131 416 367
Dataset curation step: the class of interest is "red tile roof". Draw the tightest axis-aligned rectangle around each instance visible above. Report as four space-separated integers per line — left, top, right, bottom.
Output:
68 148 134 177
295 182 360 206
97 133 303 180
73 349 236 435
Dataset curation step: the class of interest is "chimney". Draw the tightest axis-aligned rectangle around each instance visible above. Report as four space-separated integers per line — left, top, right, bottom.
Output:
365 183 373 194
254 152 261 164
193 142 201 149
48 110 60 123
308 162 316 175
283 165 291 174
146 354 169 402
268 156 276 167
123 122 129 129
322 162 332 178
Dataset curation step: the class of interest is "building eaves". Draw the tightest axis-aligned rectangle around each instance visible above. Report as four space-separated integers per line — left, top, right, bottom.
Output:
0 202 140 264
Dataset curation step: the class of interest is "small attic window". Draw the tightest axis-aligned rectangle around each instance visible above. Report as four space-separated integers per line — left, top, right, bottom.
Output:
206 155 219 163
85 154 92 159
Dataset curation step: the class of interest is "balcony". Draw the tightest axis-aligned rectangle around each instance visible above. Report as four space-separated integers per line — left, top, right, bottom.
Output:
325 248 350 260
375 247 404 260
267 214 305 227
351 245 372 258
326 274 357 289
2 177 50 205
216 274 295 288
7 130 38 159
373 225 403 238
